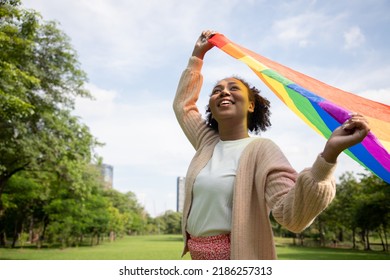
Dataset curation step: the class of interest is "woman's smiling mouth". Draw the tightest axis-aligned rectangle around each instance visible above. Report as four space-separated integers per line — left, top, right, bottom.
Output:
218 99 235 107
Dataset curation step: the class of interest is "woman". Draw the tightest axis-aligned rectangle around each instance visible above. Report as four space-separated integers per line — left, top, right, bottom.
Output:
173 30 370 260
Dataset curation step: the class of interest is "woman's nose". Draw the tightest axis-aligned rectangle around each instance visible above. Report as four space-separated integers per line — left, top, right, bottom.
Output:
219 90 230 96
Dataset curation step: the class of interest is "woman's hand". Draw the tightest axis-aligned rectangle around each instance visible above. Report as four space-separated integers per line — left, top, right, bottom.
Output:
192 30 217 60
321 113 370 163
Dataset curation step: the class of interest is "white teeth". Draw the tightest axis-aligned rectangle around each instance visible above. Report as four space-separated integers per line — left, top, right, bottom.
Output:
220 100 232 106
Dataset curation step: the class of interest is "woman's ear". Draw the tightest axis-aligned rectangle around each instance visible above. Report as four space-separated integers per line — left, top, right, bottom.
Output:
248 101 255 113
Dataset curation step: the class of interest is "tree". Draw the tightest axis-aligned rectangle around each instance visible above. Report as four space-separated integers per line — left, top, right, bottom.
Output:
0 0 97 245
155 210 182 234
310 172 390 250
1 173 47 248
0 0 91 195
104 189 147 235
320 172 363 248
354 174 390 251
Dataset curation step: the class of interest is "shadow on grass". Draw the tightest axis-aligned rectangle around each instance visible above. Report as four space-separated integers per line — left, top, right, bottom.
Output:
5 243 99 250
147 236 183 242
277 245 390 260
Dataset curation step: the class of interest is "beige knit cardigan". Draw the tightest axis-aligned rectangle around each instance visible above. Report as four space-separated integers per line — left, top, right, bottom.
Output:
173 56 337 260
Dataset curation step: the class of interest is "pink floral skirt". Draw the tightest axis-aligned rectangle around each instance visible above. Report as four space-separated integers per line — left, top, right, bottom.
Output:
187 233 230 260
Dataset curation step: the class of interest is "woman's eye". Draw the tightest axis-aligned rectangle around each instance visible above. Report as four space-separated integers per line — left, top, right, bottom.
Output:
212 89 221 95
230 86 239 91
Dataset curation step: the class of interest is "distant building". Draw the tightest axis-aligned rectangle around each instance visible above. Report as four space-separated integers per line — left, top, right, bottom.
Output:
176 176 185 212
101 163 114 189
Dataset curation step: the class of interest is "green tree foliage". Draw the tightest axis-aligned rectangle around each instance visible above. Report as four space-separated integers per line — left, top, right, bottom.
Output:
319 172 363 247
155 210 182 235
0 0 97 245
103 189 148 235
0 1 152 248
352 174 390 250
276 172 390 251
3 165 151 248
0 0 92 197
2 173 47 247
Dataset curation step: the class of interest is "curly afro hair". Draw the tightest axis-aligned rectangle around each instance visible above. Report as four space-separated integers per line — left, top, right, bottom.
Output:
205 76 271 135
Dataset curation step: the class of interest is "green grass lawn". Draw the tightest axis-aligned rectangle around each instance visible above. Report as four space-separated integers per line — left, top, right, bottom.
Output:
0 235 389 260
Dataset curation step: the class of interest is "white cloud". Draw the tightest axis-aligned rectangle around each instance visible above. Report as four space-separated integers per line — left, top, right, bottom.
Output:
344 26 365 49
273 16 314 45
325 64 390 103
75 83 117 118
359 88 390 105
270 12 345 48
26 0 243 77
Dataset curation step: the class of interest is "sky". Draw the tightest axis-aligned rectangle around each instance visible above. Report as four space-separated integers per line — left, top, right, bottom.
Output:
23 0 390 217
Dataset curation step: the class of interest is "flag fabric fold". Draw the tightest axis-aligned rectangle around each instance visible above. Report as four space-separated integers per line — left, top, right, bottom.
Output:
209 34 390 183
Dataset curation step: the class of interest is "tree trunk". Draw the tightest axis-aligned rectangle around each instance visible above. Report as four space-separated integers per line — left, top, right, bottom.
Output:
365 230 371 251
0 176 7 235
360 230 366 249
0 177 7 202
378 229 386 251
39 218 48 248
12 214 27 248
338 228 344 242
0 212 6 247
109 230 115 242
318 220 325 247
383 224 389 252
0 231 6 247
0 176 10 247
11 219 20 248
29 216 34 243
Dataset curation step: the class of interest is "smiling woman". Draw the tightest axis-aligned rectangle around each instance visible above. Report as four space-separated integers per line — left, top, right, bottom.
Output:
173 30 371 260
206 77 271 138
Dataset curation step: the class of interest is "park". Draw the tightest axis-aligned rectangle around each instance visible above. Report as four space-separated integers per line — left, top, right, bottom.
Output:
1 0 389 263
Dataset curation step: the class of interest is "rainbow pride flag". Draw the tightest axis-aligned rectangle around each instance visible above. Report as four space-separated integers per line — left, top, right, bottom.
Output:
209 34 390 183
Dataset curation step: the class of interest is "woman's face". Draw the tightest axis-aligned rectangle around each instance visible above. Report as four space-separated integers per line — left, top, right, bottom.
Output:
208 78 254 126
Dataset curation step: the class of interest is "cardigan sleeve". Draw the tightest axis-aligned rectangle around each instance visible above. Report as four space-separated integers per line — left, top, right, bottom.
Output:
261 139 337 233
173 56 216 150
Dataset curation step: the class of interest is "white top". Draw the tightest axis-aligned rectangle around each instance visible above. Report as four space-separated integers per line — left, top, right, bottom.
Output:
186 137 257 237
